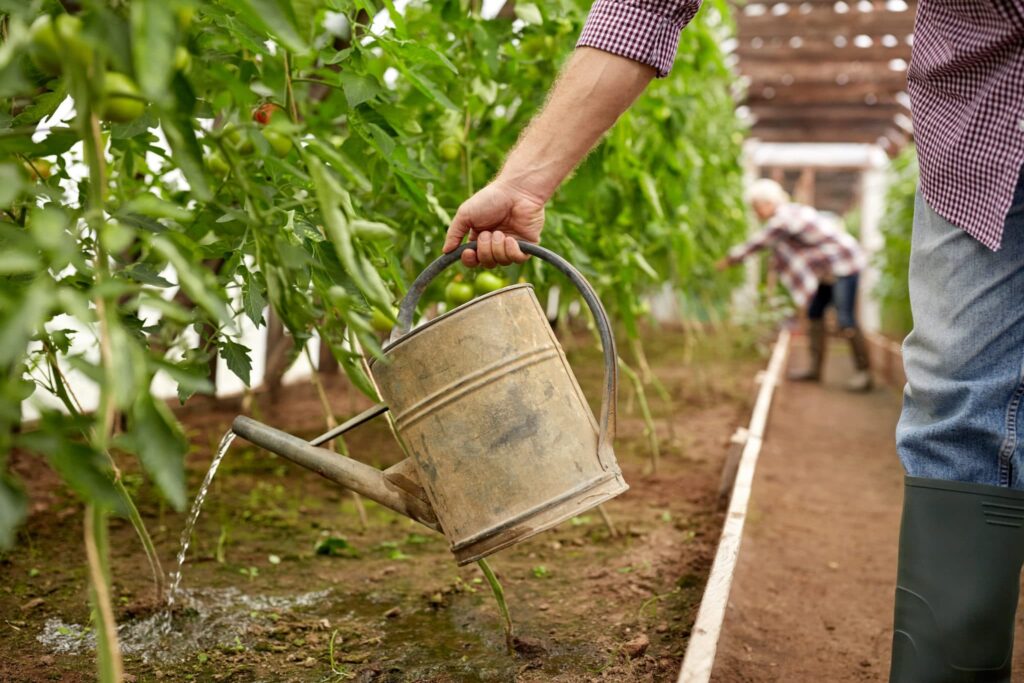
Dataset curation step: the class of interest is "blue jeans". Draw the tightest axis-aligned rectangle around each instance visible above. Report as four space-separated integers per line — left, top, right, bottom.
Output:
806 273 859 330
897 167 1024 486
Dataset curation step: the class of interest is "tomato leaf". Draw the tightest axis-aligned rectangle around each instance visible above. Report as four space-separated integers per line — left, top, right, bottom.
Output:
338 71 382 108
220 339 252 386
150 236 233 328
131 0 178 105
224 0 310 54
19 430 126 515
117 394 188 511
242 269 267 327
514 3 544 25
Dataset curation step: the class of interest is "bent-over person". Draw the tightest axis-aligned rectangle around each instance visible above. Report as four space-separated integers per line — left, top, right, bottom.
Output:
718 179 871 392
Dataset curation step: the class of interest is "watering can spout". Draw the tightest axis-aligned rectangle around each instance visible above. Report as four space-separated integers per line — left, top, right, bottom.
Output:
230 415 440 531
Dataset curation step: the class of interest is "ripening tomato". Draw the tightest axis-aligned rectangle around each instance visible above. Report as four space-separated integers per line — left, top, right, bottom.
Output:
253 103 285 126
23 159 52 181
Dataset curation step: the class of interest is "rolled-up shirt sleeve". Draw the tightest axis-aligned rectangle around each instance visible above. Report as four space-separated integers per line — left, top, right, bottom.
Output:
576 0 703 77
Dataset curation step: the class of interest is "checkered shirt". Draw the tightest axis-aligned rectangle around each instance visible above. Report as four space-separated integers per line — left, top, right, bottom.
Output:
726 204 867 308
578 0 1024 250
576 0 703 77
909 1 1024 250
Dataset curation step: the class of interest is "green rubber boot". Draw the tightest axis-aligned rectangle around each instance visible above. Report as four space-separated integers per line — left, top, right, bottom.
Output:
889 477 1024 683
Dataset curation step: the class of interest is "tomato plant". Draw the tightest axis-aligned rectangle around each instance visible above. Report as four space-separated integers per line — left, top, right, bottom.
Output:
0 0 746 677
875 145 917 337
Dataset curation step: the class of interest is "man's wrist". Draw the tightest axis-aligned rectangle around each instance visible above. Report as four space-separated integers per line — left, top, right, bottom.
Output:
493 164 557 205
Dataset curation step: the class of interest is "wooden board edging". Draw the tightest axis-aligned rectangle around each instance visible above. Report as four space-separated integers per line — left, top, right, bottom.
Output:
677 328 792 683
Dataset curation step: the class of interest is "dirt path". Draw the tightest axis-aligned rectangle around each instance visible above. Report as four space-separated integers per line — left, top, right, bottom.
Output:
711 339 906 682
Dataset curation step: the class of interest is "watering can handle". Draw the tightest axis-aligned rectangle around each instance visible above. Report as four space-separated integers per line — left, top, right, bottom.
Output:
389 240 618 452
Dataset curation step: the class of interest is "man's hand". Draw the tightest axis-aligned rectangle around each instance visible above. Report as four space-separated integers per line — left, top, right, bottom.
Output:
443 180 545 268
715 258 731 272
442 48 655 268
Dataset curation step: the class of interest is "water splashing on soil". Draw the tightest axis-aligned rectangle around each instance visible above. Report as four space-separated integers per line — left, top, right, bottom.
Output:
167 430 236 609
37 587 331 664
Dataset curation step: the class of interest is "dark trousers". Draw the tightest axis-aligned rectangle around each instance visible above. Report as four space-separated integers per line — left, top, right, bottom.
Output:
806 273 859 330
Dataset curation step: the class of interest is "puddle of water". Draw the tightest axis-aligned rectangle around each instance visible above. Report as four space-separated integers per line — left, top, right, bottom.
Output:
167 430 236 608
37 587 330 664
37 583 611 679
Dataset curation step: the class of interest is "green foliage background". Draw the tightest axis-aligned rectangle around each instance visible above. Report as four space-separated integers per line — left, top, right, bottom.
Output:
0 0 746 552
874 144 916 338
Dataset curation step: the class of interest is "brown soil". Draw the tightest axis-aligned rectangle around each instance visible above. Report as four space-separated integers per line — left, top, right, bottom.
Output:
712 338 1024 682
712 338 905 682
0 326 770 683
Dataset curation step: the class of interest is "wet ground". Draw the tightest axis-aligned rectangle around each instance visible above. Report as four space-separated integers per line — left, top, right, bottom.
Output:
1 325 770 682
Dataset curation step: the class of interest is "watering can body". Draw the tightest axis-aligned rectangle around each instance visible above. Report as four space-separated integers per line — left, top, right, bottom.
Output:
232 242 627 565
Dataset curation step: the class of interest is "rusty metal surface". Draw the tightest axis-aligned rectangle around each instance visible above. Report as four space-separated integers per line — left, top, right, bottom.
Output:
374 284 627 563
232 241 628 565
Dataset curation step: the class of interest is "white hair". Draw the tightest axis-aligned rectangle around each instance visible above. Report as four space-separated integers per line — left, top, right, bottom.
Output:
745 178 790 207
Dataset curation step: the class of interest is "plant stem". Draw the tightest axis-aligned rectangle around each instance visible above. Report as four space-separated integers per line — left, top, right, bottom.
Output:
116 479 166 600
618 356 660 475
477 558 514 653
629 337 669 402
283 51 299 123
596 504 618 538
43 345 166 600
84 505 124 683
303 346 368 530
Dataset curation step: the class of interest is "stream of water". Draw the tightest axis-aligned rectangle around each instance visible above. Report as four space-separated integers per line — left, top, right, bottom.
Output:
166 429 236 609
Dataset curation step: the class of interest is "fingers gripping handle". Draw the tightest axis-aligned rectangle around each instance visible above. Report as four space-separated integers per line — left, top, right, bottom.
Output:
390 241 618 454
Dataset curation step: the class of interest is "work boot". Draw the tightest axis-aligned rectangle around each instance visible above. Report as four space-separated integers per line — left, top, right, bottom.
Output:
889 477 1024 683
844 327 873 392
788 319 825 381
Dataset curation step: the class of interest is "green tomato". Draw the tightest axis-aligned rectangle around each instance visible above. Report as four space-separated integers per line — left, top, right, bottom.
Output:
28 15 61 75
54 15 91 69
100 73 146 123
654 106 672 122
206 151 230 176
474 271 508 295
370 307 397 333
99 220 135 254
438 138 461 161
176 6 196 29
224 124 254 154
444 281 474 307
261 129 293 157
174 46 192 72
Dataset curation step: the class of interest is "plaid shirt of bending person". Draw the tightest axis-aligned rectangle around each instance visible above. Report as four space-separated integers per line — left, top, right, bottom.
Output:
725 204 867 308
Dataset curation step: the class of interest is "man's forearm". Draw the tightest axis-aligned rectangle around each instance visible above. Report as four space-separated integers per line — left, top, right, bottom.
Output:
496 47 655 202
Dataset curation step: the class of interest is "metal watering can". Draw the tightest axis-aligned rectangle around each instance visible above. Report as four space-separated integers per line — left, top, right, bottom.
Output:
232 241 627 565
